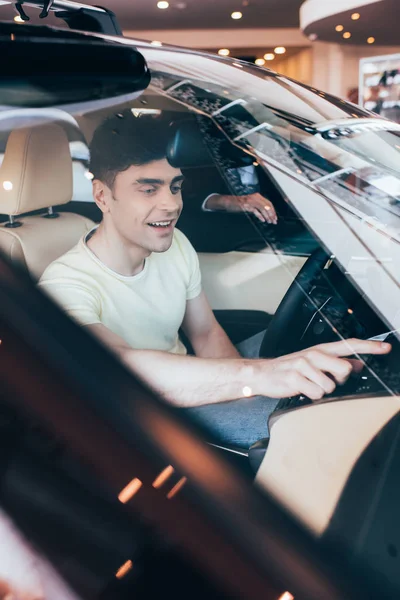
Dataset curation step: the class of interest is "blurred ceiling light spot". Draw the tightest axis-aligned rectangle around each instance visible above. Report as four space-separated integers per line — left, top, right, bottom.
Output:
118 478 143 503
264 53 275 60
278 593 294 600
242 386 252 397
85 171 94 180
351 12 360 20
2 181 13 191
151 40 163 46
348 308 354 314
367 36 375 44
218 48 230 56
255 58 265 66
116 560 133 579
167 476 187 499
343 32 351 39
157 1 169 8
274 46 286 54
308 33 318 41
253 161 258 166
13 15 24 22
335 24 344 32
152 465 175 488
231 11 243 19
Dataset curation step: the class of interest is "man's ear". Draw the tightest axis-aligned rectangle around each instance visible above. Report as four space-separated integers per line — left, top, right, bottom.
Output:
92 179 112 214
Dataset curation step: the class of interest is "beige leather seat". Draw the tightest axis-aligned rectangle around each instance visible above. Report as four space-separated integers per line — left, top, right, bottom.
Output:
0 123 95 280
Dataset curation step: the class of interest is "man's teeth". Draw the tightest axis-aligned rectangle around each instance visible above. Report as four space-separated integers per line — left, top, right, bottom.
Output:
149 221 172 227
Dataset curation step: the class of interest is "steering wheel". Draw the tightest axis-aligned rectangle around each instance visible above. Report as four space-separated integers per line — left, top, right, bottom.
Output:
259 246 331 359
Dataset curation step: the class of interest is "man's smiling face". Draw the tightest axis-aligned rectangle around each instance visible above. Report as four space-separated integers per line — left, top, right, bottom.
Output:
105 158 184 254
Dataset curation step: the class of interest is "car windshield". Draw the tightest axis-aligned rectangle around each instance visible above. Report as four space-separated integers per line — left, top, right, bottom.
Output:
139 47 400 334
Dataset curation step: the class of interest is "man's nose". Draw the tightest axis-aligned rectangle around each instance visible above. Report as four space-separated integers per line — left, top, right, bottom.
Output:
159 189 181 212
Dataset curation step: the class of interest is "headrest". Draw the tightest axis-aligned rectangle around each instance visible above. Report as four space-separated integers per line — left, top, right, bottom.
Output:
167 119 215 169
0 123 73 216
167 117 253 170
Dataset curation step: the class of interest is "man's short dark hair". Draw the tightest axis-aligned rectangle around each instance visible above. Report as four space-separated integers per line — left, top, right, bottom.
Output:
89 111 172 188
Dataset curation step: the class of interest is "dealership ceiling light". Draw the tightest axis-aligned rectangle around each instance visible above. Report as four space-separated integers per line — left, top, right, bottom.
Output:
367 36 376 44
255 58 265 66
157 1 169 9
301 0 398 45
218 48 230 56
343 31 352 39
231 11 242 19
264 53 275 60
274 46 286 54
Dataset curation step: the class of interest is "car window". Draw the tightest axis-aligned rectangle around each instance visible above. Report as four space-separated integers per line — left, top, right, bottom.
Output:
70 140 93 202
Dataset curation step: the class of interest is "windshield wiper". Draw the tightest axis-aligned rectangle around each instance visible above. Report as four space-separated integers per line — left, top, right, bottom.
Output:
262 104 316 131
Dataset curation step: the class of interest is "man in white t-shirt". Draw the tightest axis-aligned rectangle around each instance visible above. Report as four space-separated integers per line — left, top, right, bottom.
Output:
39 112 390 448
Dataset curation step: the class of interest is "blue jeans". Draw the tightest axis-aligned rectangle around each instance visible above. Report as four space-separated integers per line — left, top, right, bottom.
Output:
182 331 278 449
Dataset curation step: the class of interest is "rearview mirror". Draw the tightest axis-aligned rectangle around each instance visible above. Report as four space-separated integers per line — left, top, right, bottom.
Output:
0 26 150 107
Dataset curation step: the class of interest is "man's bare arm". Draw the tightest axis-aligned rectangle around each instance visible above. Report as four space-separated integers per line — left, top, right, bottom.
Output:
86 323 253 407
181 291 240 359
86 324 391 408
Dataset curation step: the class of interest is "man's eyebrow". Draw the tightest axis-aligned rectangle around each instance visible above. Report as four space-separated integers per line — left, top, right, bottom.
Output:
134 175 185 185
171 175 185 184
135 178 164 185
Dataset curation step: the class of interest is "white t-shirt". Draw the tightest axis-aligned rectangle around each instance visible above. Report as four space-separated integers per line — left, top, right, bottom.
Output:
39 228 202 355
